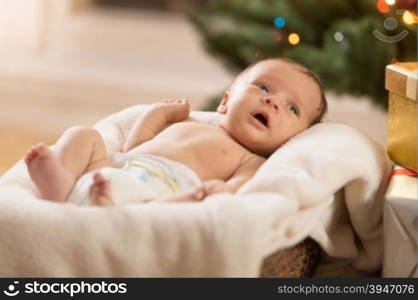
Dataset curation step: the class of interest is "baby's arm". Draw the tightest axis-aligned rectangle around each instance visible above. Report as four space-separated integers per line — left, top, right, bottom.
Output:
123 99 189 152
201 155 266 196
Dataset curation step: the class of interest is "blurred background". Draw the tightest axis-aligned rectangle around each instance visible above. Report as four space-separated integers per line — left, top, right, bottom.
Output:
0 0 416 175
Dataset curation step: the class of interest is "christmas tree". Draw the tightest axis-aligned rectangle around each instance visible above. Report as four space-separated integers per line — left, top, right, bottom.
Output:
188 0 417 109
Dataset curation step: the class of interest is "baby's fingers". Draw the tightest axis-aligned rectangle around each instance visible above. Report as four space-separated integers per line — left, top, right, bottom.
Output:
177 98 189 104
162 98 188 104
202 180 228 196
194 186 206 200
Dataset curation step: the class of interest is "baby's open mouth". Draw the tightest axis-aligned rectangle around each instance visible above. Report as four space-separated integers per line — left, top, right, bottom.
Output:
252 112 269 128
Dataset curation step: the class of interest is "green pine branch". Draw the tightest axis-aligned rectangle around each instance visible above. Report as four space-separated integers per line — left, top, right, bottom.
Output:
188 0 417 108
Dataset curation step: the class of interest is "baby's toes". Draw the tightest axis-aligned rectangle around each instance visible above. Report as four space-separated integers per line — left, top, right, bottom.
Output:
93 172 106 184
100 179 111 197
34 143 49 157
25 146 39 165
89 183 98 199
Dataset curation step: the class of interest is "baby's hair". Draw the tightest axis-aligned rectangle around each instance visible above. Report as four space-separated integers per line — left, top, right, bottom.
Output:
238 57 327 126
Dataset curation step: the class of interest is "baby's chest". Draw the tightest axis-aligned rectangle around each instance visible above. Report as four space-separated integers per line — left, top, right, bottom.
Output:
158 123 248 178
189 135 246 179
162 123 243 156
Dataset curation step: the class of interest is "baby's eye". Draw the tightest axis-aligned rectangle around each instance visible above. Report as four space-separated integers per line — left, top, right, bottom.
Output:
257 84 269 93
288 104 299 115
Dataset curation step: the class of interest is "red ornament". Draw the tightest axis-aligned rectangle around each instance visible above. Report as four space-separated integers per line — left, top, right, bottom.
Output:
396 0 417 10
377 0 390 13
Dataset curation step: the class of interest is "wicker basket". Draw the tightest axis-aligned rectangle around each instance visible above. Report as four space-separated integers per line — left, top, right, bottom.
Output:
260 238 321 278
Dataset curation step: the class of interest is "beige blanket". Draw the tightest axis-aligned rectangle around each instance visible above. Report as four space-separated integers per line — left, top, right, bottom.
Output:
0 105 391 277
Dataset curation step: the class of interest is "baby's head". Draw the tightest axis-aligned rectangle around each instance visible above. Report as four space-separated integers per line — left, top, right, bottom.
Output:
217 57 327 157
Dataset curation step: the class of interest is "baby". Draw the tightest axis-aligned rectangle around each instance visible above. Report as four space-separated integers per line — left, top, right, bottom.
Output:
25 58 327 205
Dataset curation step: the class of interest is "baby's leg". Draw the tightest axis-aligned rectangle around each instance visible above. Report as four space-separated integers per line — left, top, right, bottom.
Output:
25 126 111 202
87 176 205 206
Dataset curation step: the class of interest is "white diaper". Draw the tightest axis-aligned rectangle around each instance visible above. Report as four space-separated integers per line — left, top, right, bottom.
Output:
67 154 202 205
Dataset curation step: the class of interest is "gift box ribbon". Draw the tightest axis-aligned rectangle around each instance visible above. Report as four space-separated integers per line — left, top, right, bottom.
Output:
390 168 418 177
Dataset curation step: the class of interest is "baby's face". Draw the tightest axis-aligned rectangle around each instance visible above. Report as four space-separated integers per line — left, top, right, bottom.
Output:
218 60 321 156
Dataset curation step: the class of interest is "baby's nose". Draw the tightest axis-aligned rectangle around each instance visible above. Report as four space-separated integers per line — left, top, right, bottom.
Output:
264 98 279 112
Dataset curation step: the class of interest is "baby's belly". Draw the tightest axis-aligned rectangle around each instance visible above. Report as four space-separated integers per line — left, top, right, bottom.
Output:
128 139 241 181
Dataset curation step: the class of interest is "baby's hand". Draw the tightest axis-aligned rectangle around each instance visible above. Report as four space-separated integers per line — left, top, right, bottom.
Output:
152 186 205 203
154 180 231 204
154 98 190 123
198 180 232 199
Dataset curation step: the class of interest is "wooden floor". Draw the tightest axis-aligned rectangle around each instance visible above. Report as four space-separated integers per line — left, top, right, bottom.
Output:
0 7 388 176
0 128 56 174
0 8 233 175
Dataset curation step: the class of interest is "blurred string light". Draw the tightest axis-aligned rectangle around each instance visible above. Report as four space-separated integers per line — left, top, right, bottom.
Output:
334 32 344 42
274 17 286 28
377 0 390 12
385 0 396 5
288 33 300 45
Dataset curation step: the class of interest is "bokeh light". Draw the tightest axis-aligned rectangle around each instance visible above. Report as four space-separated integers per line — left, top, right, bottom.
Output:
274 31 283 42
288 33 300 45
384 17 398 30
274 17 286 28
402 10 417 24
334 32 344 42
385 0 396 5
377 0 390 13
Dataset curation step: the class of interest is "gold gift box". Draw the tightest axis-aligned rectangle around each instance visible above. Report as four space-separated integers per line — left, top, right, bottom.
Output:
382 165 417 277
385 62 417 171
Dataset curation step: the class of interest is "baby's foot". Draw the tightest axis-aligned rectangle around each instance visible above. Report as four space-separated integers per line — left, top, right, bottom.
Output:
25 143 74 202
89 172 114 206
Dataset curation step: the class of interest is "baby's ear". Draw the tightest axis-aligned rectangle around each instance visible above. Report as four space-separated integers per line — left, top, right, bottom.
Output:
217 91 229 114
